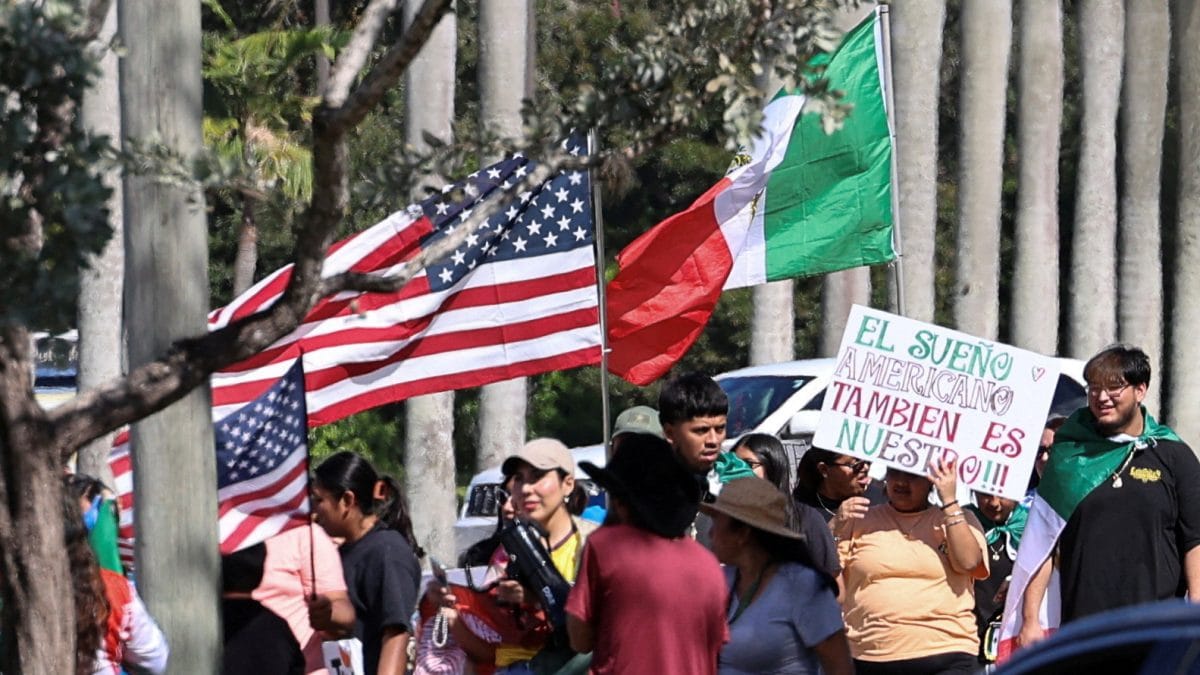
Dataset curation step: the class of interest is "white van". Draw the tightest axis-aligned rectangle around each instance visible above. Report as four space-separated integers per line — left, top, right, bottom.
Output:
453 443 607 559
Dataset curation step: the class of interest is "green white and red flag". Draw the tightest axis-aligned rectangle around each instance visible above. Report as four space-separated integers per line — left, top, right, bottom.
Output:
605 8 895 385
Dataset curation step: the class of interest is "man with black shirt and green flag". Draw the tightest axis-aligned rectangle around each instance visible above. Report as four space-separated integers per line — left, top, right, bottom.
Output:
997 345 1200 662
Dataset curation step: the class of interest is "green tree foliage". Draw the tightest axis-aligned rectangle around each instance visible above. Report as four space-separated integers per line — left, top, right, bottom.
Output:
0 4 113 332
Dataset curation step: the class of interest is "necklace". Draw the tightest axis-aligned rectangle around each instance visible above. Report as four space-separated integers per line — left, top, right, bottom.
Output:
1111 448 1137 488
549 522 578 552
815 492 840 517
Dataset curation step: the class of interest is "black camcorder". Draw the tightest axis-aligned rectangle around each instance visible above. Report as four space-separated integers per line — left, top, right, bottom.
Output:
498 516 572 637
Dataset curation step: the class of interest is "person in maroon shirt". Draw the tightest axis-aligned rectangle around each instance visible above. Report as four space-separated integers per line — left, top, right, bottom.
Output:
566 433 729 675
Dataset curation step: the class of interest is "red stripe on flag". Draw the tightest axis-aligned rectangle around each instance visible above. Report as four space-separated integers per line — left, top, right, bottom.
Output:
606 178 735 385
311 346 601 425
217 459 309 518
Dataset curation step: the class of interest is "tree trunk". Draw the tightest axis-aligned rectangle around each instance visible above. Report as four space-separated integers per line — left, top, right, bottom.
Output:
1118 0 1169 410
315 0 331 91
0 327 74 674
751 61 794 366
1011 0 1063 356
119 1 221 672
77 0 124 485
231 195 259 296
1067 1 1123 359
820 268 871 357
403 0 458 564
952 0 1011 341
889 0 946 323
752 281 795 364
1168 0 1200 440
477 0 532 470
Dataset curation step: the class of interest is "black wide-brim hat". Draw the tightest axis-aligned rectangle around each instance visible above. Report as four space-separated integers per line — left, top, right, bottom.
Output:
580 432 700 539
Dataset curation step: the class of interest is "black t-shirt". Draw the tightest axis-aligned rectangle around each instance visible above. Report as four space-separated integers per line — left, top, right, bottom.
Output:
340 526 422 675
965 505 1016 635
222 598 305 675
795 501 842 578
1058 438 1200 622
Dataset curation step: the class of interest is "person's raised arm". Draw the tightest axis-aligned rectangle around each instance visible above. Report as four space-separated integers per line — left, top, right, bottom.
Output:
1018 555 1053 648
930 458 985 577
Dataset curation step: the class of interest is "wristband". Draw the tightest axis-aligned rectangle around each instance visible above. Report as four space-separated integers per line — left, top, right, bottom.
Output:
941 500 959 510
943 510 964 519
945 518 966 526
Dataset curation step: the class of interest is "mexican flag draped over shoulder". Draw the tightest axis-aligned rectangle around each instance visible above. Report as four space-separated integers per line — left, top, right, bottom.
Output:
996 408 1181 662
605 7 895 385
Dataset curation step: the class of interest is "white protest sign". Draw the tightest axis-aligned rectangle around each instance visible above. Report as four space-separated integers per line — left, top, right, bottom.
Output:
812 305 1059 501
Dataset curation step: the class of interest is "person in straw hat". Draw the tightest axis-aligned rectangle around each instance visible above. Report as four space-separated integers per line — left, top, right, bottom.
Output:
566 433 728 675
702 477 853 675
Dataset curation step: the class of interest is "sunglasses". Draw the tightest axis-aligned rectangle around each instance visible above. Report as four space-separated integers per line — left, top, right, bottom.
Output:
830 459 870 475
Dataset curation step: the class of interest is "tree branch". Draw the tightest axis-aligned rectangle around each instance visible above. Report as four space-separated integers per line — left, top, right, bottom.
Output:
333 0 454 129
73 0 115 42
321 0 401 108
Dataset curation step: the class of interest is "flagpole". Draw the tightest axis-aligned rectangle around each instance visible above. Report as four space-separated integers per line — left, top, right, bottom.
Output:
876 4 907 318
587 129 613 457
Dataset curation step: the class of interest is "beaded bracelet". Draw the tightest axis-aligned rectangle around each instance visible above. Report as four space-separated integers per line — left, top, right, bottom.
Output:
945 518 966 526
943 511 965 519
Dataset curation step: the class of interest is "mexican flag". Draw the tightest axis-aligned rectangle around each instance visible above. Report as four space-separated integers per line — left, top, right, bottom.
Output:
996 408 1180 662
606 7 895 385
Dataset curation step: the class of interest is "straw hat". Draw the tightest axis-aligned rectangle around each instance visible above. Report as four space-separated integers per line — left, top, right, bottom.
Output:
699 476 804 542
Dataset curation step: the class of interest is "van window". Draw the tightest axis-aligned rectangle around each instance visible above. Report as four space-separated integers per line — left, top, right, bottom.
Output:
719 375 814 438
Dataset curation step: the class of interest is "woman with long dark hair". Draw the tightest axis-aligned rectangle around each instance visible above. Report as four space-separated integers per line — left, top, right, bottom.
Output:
703 477 853 675
312 451 423 675
731 434 841 582
65 491 108 675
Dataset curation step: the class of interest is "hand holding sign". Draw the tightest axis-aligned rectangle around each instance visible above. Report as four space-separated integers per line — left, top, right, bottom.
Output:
928 457 958 505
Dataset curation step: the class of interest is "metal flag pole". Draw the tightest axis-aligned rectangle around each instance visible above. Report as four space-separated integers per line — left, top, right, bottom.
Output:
587 129 613 457
876 4 907 318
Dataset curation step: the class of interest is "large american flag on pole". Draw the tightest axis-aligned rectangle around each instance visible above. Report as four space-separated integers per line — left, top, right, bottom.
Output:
111 143 602 566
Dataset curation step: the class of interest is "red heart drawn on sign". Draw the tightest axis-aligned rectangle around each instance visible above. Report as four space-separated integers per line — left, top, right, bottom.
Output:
1032 366 1045 382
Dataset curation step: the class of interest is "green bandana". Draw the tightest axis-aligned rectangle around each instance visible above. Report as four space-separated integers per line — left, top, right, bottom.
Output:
1038 406 1179 520
714 452 757 483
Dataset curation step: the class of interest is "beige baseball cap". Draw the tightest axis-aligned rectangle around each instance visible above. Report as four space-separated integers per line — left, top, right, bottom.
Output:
501 438 575 476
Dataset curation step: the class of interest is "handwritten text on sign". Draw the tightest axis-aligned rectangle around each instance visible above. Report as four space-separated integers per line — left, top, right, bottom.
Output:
813 305 1059 501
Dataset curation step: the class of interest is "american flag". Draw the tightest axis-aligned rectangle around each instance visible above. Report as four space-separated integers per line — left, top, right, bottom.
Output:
110 143 601 566
215 360 310 554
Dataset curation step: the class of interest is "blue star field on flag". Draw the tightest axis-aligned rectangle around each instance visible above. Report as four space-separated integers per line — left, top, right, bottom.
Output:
414 139 594 292
215 361 308 489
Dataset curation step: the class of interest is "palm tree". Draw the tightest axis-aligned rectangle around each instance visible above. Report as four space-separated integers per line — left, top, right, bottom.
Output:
1168 0 1200 441
477 0 534 471
403 0 459 564
1118 0 1169 409
1067 1 1123 358
889 0 946 322
952 0 1011 341
1011 0 1063 356
202 23 334 294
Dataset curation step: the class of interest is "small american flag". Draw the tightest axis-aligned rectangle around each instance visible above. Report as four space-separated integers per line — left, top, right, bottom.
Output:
215 360 310 554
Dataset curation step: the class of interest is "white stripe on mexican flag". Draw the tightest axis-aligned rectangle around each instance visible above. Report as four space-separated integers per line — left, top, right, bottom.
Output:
997 492 1064 662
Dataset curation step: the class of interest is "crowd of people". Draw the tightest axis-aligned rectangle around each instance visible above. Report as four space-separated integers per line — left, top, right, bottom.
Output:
54 342 1200 674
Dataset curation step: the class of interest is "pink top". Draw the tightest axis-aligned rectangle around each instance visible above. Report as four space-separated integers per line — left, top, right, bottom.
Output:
253 525 349 675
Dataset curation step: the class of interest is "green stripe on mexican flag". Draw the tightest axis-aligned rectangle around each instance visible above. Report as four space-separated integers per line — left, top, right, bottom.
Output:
724 8 895 288
607 7 896 385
